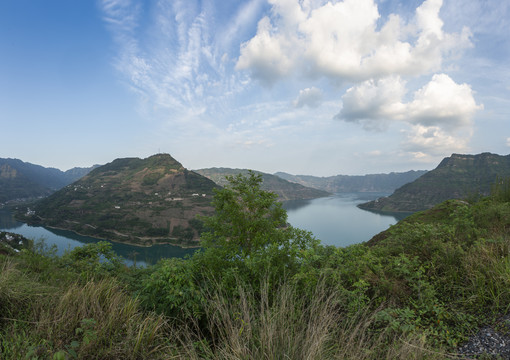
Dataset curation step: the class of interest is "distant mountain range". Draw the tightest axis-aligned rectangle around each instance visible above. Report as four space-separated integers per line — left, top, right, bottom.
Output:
358 153 510 213
29 154 219 246
274 170 428 193
195 168 330 201
0 158 98 203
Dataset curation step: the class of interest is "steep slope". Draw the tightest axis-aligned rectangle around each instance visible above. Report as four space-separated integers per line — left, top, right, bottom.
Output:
358 153 510 213
30 154 220 246
0 163 52 203
0 158 97 203
195 168 330 201
274 170 428 193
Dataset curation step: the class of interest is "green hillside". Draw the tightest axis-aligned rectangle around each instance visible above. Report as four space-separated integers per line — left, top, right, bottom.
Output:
195 167 330 200
0 158 97 204
0 163 52 203
28 154 220 246
359 152 510 212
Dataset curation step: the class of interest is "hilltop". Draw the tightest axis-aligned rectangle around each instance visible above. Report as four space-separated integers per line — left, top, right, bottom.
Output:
359 152 510 212
274 170 427 193
195 168 330 201
0 158 97 204
27 154 220 246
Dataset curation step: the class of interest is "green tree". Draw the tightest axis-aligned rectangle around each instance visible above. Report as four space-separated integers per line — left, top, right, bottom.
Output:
201 171 287 255
198 171 317 277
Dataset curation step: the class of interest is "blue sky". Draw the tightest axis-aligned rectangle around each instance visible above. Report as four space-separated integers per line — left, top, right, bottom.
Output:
1 0 509 176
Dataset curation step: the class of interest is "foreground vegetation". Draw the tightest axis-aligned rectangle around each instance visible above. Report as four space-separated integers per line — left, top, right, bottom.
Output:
2 173 510 359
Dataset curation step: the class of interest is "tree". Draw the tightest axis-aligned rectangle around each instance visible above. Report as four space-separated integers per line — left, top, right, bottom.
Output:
199 171 317 272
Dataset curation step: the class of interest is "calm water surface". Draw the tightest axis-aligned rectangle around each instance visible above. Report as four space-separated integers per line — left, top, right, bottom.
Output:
283 192 407 247
1 193 407 265
0 208 196 267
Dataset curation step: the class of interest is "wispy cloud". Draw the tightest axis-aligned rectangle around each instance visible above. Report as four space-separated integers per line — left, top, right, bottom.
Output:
100 0 257 122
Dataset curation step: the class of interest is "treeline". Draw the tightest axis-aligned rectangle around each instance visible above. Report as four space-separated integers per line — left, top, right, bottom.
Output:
2 173 510 358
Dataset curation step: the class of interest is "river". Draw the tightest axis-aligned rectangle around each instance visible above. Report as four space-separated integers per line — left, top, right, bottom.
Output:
0 193 407 266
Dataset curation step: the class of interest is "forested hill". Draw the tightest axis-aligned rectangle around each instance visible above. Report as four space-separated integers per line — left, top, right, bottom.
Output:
30 154 220 246
195 168 330 201
274 170 427 193
0 158 97 203
358 152 510 213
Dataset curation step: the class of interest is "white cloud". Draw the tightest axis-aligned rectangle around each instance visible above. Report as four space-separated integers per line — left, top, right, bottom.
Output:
100 0 252 120
293 87 323 108
401 124 471 158
406 74 483 129
337 73 482 156
337 73 482 129
236 0 472 84
335 76 406 129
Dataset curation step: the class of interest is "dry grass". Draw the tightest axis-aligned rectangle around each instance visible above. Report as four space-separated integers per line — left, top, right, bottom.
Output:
168 277 450 360
0 257 171 360
35 278 170 359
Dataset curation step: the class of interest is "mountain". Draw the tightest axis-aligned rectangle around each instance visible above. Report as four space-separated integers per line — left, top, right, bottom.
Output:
194 168 330 201
274 170 428 193
358 153 510 213
0 158 97 204
29 154 220 246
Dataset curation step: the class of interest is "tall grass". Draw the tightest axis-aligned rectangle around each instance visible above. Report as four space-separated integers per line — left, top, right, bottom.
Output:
168 276 449 359
0 257 170 359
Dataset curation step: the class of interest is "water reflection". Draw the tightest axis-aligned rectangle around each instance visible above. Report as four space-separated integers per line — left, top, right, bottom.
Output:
0 208 197 266
283 192 407 247
0 208 24 230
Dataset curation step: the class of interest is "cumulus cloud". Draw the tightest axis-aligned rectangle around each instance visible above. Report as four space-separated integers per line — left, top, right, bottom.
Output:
335 76 406 129
337 73 482 129
236 0 472 84
293 87 323 108
401 124 472 158
406 74 483 129
336 73 482 156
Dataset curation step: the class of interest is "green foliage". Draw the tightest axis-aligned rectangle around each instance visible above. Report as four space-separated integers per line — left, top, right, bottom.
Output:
491 176 510 202
139 258 204 318
60 241 123 280
142 172 164 186
199 171 317 265
172 225 194 241
200 171 288 255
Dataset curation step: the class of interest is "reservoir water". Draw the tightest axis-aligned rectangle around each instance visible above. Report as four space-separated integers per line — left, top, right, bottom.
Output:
0 193 406 266
0 208 196 267
283 192 406 247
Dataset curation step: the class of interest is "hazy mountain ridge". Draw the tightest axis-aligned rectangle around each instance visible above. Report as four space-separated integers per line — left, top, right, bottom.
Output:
195 168 330 201
0 158 98 203
29 154 220 246
358 152 510 213
274 170 428 193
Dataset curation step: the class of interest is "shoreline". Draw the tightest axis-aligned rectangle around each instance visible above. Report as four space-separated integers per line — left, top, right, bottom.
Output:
42 224 202 249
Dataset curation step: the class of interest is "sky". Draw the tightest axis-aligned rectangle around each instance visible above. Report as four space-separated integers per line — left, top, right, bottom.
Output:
1 0 509 176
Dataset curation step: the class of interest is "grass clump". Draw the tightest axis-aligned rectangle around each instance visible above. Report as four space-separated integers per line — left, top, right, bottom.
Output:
0 246 169 360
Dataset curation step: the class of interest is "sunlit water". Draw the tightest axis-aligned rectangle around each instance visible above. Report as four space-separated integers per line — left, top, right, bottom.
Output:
1 193 408 265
